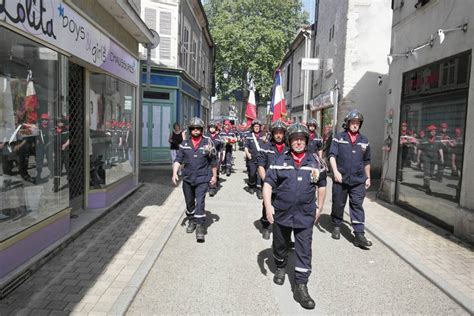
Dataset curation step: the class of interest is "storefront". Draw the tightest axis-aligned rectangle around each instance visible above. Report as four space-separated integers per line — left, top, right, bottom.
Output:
310 90 334 154
0 1 152 285
395 51 471 230
141 67 201 164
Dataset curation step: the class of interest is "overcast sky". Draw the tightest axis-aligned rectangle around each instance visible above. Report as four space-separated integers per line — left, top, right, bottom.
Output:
302 0 315 23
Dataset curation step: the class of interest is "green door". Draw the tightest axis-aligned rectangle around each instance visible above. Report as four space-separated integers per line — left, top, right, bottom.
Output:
141 102 173 163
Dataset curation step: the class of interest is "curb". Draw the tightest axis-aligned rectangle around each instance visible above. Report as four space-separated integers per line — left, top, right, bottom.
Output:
361 205 473 314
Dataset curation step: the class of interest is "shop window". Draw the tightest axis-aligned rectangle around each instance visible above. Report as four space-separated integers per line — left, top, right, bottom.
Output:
89 74 135 189
0 27 68 240
397 96 467 228
440 60 457 87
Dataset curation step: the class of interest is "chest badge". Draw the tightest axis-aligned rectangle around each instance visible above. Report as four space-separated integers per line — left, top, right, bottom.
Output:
297 176 302 181
360 143 368 152
352 150 356 154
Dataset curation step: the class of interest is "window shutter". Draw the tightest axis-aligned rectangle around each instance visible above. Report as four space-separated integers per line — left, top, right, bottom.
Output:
159 11 172 60
144 8 157 59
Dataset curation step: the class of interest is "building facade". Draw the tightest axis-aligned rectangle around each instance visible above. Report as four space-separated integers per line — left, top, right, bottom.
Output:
381 0 474 242
140 0 214 164
308 0 392 177
0 0 155 290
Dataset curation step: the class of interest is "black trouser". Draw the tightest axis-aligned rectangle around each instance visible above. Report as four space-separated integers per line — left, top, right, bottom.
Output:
273 223 313 284
247 159 260 188
183 181 208 224
35 143 53 178
331 182 366 234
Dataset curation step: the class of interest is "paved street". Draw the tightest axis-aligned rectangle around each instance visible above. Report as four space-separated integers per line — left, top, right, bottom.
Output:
128 152 467 315
0 151 470 315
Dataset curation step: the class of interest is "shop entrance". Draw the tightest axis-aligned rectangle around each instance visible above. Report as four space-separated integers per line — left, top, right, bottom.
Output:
141 102 172 163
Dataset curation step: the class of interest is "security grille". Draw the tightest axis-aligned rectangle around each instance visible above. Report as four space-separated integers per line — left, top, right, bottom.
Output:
68 62 84 211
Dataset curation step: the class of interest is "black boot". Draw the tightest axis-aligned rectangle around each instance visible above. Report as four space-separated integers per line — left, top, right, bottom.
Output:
196 224 206 242
293 283 315 309
273 267 285 285
248 187 255 195
186 221 197 233
209 187 217 197
256 189 263 200
354 233 373 248
262 227 271 240
331 226 340 240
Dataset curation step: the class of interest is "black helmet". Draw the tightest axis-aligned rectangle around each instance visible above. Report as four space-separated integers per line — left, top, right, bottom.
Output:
287 122 309 145
208 120 218 129
343 110 364 129
307 118 318 128
271 119 287 133
251 119 262 127
188 117 204 130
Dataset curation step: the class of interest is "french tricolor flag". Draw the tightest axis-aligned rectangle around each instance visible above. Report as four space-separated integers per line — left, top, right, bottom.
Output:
271 69 286 122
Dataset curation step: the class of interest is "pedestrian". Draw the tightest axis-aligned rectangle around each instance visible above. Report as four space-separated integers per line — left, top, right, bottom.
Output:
306 118 323 157
219 121 237 176
172 117 217 242
206 120 223 197
257 119 289 239
245 119 265 199
169 122 184 175
262 122 324 310
329 110 373 248
437 122 451 182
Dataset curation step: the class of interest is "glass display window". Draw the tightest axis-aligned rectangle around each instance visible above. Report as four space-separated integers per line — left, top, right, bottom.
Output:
0 27 69 241
89 73 135 189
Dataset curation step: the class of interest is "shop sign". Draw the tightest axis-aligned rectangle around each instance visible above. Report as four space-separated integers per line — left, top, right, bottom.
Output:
0 0 138 85
310 90 333 110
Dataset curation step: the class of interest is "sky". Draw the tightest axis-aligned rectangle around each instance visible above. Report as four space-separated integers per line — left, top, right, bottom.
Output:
302 0 315 23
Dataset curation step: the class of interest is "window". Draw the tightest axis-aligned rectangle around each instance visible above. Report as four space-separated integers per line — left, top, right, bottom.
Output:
190 38 197 78
286 64 291 92
0 27 68 241
159 11 172 60
89 74 134 189
144 8 157 59
180 25 190 70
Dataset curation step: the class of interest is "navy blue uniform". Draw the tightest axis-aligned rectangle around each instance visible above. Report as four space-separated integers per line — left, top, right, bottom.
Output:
264 152 323 284
307 132 323 156
174 136 217 224
257 142 288 227
329 131 370 234
219 130 236 174
245 132 265 188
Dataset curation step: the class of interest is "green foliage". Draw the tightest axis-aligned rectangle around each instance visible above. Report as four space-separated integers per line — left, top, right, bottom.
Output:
204 0 308 102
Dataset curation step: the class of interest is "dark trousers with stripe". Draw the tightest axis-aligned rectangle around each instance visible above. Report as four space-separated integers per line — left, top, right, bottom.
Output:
182 181 208 224
224 146 233 173
331 182 366 234
273 223 313 284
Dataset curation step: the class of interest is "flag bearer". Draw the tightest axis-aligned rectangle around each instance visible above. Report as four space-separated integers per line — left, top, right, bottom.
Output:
263 122 323 310
172 117 217 242
329 110 372 248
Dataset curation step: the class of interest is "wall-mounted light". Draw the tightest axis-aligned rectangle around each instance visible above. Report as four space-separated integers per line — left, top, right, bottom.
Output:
387 53 408 65
437 19 468 44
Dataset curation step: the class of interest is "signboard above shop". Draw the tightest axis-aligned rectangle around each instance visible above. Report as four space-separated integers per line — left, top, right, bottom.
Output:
0 0 138 85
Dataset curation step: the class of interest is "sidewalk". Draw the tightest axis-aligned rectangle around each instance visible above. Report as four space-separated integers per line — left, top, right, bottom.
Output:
332 180 474 313
0 167 184 315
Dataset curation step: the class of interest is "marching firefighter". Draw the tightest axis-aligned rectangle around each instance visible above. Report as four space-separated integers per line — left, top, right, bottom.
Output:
172 117 217 242
257 119 289 239
263 122 323 309
244 119 264 199
437 122 451 182
219 121 237 176
306 118 323 157
418 124 443 194
329 110 372 248
207 120 223 197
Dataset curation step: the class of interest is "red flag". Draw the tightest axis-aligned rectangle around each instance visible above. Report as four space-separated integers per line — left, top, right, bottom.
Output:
272 69 286 122
245 88 257 126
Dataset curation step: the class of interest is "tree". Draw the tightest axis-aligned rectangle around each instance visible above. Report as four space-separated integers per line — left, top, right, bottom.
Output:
204 0 308 105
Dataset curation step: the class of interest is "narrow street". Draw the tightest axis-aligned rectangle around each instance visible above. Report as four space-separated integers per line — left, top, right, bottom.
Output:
128 151 466 315
0 151 469 315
